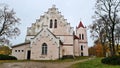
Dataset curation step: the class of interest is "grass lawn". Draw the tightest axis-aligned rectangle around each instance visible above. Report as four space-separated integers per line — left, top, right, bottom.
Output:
0 56 89 63
70 58 120 68
0 60 28 64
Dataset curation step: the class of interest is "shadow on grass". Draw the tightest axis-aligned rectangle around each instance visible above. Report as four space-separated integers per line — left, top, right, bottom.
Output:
0 56 89 63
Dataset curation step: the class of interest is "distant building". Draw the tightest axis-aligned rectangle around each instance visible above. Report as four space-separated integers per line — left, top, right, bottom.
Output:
11 5 88 60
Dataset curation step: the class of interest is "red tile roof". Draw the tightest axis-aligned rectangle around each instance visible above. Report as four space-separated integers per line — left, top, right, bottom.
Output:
74 35 79 39
77 21 84 28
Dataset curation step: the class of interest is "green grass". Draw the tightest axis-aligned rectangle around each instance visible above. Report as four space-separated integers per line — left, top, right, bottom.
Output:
70 58 120 68
55 56 89 62
0 60 29 64
0 56 89 63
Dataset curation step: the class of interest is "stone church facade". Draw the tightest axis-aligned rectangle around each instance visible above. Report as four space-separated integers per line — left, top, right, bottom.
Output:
11 5 88 60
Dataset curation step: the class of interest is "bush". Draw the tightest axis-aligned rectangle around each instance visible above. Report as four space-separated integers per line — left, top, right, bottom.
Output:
0 54 17 60
62 55 74 59
101 56 120 65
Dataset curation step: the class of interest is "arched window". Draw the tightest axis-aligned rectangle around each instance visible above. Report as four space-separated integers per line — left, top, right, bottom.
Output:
54 19 57 28
81 45 83 51
82 34 84 40
79 34 81 40
42 43 47 55
50 19 53 28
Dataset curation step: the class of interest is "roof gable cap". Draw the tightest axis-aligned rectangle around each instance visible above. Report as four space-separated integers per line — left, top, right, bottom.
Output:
77 21 84 28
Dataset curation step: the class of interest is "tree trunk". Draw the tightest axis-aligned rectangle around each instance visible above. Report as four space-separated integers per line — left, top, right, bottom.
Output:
111 28 116 56
102 44 106 57
109 43 113 56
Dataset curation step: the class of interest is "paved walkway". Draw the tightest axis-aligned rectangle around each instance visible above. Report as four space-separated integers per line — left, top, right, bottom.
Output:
0 58 93 68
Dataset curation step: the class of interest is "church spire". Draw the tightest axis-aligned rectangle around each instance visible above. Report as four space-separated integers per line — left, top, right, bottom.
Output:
77 21 84 28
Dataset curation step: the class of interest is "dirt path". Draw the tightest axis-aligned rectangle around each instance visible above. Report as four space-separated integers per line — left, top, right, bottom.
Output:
0 58 93 68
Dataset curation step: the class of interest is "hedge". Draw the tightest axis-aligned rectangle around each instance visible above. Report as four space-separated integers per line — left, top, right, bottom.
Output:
0 54 17 60
101 56 120 65
61 55 74 59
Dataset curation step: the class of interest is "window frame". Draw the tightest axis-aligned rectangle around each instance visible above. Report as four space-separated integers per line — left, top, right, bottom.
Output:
50 19 53 28
15 50 17 52
54 19 57 28
79 34 81 40
82 34 84 40
41 43 47 55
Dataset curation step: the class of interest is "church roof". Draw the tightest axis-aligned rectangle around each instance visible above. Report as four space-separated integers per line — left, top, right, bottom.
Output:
77 21 84 28
74 35 79 39
11 42 30 48
47 28 57 38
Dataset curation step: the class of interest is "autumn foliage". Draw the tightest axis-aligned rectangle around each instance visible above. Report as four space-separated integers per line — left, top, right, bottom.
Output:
0 46 11 55
89 40 104 57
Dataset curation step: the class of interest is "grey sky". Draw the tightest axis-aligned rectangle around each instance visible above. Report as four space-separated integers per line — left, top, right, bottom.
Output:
1 0 95 46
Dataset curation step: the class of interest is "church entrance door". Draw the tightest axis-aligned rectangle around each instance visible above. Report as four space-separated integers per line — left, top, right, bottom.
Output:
27 50 31 60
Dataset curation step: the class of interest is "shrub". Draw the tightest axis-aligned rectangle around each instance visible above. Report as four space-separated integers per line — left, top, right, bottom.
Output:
62 55 74 59
101 56 120 65
0 54 17 60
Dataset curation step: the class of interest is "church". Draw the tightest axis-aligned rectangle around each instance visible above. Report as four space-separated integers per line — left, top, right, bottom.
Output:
11 5 88 60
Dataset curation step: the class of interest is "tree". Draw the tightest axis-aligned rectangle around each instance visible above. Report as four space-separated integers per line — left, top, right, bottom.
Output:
89 15 110 56
89 39 104 57
94 39 104 57
0 4 20 45
89 46 96 56
0 45 11 55
115 26 120 53
90 0 120 56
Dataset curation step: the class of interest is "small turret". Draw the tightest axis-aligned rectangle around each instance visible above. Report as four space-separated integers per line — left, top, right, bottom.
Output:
75 21 88 56
76 21 87 40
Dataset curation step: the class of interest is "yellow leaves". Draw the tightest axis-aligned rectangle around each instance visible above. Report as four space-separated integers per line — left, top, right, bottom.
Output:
0 46 11 55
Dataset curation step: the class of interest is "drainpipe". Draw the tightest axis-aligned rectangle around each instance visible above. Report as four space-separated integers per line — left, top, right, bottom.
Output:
58 40 60 60
73 31 75 59
59 46 60 59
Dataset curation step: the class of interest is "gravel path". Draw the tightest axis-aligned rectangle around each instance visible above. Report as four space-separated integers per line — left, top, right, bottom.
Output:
0 58 93 68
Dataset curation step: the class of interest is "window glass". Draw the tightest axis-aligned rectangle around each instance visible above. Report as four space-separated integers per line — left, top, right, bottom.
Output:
54 19 57 28
42 43 47 55
50 19 53 28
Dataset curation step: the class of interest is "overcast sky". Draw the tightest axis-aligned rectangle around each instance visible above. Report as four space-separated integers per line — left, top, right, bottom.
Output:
1 0 95 47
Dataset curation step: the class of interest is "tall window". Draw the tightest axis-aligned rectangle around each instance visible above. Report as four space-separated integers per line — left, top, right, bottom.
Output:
82 34 84 40
81 45 83 51
54 19 57 28
42 43 47 55
50 19 53 28
79 34 81 40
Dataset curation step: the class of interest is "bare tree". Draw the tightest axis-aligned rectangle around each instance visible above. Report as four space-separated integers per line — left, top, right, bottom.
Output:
89 15 109 56
91 0 120 56
115 26 120 53
0 4 20 45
